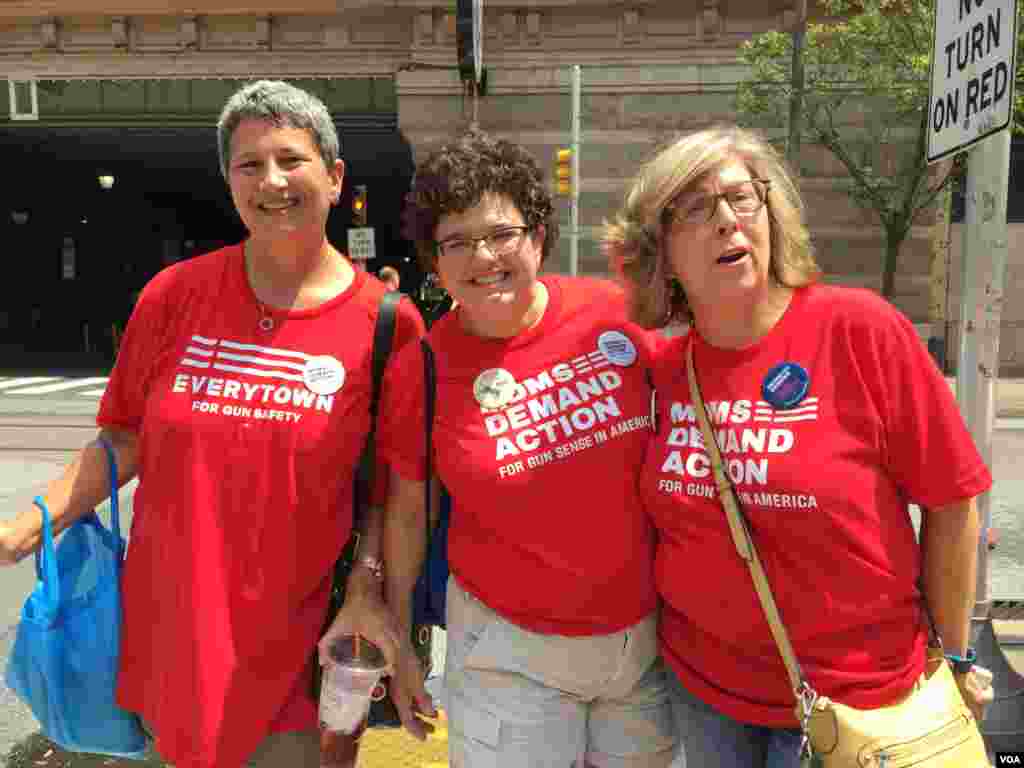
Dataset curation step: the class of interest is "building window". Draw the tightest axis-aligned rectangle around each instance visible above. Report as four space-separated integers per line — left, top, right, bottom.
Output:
8 78 39 121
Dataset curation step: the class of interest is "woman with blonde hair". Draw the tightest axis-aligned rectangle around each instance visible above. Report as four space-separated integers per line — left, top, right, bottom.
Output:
604 125 991 766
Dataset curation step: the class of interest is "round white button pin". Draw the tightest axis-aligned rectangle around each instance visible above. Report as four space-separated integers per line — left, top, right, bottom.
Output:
598 330 638 366
473 368 517 410
303 355 346 395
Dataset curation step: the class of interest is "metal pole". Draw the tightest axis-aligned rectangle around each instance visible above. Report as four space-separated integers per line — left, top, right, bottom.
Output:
569 65 581 276
956 129 1011 618
785 0 807 171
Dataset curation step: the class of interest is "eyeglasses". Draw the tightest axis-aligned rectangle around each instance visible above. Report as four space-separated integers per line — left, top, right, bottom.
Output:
667 179 771 226
435 226 531 259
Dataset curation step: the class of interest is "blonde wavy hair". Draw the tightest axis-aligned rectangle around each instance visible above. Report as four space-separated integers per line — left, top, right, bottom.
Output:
602 125 821 328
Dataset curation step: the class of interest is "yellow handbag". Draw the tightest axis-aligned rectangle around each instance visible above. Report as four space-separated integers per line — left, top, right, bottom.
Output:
685 346 989 767
799 647 987 766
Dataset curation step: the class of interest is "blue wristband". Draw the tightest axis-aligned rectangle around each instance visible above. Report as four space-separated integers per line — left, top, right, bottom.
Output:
945 647 976 674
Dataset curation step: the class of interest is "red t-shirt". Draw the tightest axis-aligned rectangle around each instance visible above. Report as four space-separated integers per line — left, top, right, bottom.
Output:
643 284 992 727
378 275 661 636
97 244 423 768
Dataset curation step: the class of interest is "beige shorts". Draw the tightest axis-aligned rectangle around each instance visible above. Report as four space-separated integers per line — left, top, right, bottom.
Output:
444 576 676 768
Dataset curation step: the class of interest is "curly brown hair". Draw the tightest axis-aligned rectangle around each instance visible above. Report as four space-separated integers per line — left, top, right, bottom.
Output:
405 131 560 272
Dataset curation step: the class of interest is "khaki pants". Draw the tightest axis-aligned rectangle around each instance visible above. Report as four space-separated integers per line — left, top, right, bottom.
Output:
444 577 676 768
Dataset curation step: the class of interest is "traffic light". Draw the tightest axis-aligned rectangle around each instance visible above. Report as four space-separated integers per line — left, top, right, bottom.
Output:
554 148 573 197
456 0 482 85
352 184 368 226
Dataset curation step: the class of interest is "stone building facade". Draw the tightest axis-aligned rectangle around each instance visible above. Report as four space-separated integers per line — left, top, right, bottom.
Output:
0 0 1020 372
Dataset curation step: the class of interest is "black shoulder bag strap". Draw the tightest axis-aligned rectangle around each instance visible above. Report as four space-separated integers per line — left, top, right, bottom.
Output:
313 290 401 701
339 290 401 583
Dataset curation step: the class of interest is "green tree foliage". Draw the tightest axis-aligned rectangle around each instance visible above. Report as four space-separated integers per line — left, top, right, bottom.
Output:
736 0 996 298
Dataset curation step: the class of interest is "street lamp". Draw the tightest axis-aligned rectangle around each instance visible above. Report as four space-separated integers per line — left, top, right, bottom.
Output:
98 174 115 190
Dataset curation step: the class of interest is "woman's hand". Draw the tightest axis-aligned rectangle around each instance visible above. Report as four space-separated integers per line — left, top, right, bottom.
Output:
0 506 41 567
0 431 139 569
956 665 994 723
386 639 437 741
315 586 437 740
317 587 403 675
0 521 23 566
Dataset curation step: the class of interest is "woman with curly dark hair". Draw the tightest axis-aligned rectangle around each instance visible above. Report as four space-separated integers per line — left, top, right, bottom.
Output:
369 131 676 767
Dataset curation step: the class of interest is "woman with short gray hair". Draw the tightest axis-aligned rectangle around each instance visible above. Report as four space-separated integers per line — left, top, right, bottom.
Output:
0 79 426 767
216 79 341 179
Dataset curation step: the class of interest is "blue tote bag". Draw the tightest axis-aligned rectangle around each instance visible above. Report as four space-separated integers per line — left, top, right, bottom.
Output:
5 437 147 758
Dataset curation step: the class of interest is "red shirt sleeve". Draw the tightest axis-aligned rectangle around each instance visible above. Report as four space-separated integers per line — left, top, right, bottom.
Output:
97 268 176 431
871 303 992 508
377 334 429 484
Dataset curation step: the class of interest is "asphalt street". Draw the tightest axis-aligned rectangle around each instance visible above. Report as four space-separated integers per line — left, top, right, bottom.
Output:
0 401 131 763
0 383 1021 763
0 385 452 764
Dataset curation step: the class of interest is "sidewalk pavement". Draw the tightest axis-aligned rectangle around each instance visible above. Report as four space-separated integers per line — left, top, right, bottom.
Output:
995 378 1024 417
953 377 1024 418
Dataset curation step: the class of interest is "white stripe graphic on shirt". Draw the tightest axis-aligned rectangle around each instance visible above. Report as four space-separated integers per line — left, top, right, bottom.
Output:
219 338 312 360
184 335 313 384
752 397 819 423
216 351 307 372
573 351 610 375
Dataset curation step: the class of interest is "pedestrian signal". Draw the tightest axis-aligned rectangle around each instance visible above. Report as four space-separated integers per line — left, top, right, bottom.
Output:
554 148 572 197
352 184 368 226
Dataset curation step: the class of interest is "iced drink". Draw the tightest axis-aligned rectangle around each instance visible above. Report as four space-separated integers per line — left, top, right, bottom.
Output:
318 635 387 768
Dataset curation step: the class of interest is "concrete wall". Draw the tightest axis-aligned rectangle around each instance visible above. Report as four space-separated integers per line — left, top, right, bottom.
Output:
943 223 1024 376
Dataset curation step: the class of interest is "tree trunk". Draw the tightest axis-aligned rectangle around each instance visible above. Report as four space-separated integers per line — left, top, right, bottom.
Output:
881 229 902 299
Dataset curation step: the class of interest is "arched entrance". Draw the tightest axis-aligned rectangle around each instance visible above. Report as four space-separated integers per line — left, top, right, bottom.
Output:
0 79 416 368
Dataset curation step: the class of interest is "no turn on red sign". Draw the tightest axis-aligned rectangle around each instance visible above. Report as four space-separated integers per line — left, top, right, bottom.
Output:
927 0 1018 163
347 227 376 261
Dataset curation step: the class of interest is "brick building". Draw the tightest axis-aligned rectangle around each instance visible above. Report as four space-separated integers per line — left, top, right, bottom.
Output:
0 0 1020 371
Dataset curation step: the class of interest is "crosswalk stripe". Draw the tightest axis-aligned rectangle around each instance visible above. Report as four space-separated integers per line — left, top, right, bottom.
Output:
0 377 61 390
78 388 108 398
5 377 110 395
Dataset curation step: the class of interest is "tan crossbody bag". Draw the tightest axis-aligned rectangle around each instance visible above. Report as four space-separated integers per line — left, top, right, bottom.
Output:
685 344 989 767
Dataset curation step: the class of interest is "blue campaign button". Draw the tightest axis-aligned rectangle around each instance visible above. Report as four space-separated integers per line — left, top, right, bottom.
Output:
762 362 810 410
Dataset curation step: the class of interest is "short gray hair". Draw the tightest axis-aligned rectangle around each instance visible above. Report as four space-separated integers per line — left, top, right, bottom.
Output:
216 80 340 178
